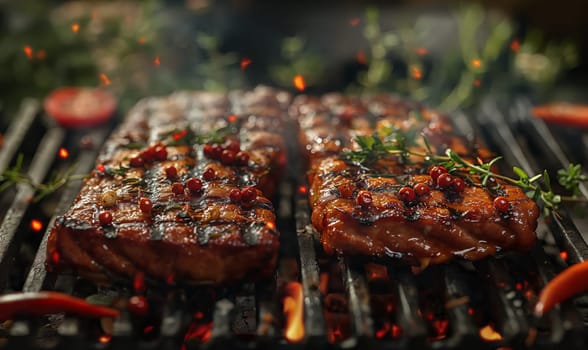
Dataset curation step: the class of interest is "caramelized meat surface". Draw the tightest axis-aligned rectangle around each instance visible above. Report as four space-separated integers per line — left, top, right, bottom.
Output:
47 87 290 284
293 93 539 264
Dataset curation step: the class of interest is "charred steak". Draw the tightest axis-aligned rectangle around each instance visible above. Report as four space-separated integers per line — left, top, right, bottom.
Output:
292 93 539 265
47 87 290 284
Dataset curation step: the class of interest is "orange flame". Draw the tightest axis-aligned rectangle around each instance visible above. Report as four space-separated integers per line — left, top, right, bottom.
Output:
240 57 252 71
71 23 80 33
479 324 503 341
30 219 43 232
58 147 69 159
349 18 360 27
293 75 306 92
356 50 366 65
100 73 111 86
154 56 161 66
23 45 33 60
471 59 482 68
283 282 304 342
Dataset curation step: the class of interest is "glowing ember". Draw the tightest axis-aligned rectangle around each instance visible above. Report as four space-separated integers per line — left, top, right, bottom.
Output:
365 263 387 281
349 18 360 27
283 282 304 342
133 272 145 293
228 114 238 123
23 45 33 60
30 219 43 232
431 319 449 340
71 23 80 33
560 250 568 261
144 325 154 335
98 334 112 344
293 74 306 92
411 66 422 80
510 40 520 52
479 324 503 341
416 47 428 56
58 147 69 159
51 251 60 265
471 59 482 68
266 222 276 230
240 57 252 71
166 274 175 285
356 50 366 65
375 322 402 339
100 73 111 86
467 307 474 315
298 185 307 194
183 319 212 344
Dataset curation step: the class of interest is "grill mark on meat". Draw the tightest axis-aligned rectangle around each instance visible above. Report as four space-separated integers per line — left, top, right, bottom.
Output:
295 93 539 264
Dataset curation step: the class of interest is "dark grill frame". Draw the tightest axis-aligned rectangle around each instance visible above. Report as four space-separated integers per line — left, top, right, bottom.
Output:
0 95 586 349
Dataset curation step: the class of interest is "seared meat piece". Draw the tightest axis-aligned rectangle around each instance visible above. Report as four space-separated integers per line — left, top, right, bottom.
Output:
47 87 289 284
293 93 539 264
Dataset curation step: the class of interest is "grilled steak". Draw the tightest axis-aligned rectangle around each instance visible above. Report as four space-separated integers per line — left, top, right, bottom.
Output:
47 87 290 284
293 93 539 265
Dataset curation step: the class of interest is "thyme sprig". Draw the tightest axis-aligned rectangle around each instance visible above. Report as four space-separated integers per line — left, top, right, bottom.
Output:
341 131 587 215
0 154 87 202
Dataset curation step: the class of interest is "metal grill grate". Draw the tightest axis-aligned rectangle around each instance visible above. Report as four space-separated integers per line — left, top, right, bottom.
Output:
0 96 586 349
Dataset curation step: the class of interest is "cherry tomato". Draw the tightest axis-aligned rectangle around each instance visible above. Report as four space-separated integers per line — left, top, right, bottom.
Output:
44 87 116 128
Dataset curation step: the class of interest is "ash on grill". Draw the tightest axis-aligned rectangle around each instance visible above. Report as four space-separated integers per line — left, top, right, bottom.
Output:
0 96 586 349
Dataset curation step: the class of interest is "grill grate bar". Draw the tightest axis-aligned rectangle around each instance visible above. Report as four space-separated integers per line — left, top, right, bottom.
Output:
390 270 427 348
475 259 529 345
0 126 65 290
436 265 480 349
0 99 38 173
23 127 111 292
294 193 327 343
340 258 374 344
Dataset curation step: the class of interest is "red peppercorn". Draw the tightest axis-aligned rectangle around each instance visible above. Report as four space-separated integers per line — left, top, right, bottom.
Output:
494 196 509 212
240 186 257 203
429 165 447 182
203 144 214 158
139 197 153 213
171 182 184 195
141 147 155 162
236 151 250 166
356 191 373 207
452 177 466 192
128 295 149 316
229 188 242 203
221 149 236 165
398 187 416 202
414 183 430 196
226 139 241 153
129 156 144 168
436 173 454 188
98 211 112 226
186 178 203 193
211 144 223 159
154 145 167 161
202 168 216 181
165 166 178 179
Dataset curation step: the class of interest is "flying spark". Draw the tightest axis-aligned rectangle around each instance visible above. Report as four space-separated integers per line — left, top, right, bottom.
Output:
356 50 366 65
471 59 482 68
411 66 422 80
23 45 33 60
415 47 428 56
154 56 160 66
510 40 520 52
30 219 43 232
100 73 111 86
240 57 252 71
349 18 360 27
71 23 80 33
58 147 69 159
293 74 306 91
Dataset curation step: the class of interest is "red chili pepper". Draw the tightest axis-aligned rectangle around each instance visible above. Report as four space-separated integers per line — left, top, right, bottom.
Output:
0 292 119 321
534 260 588 317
